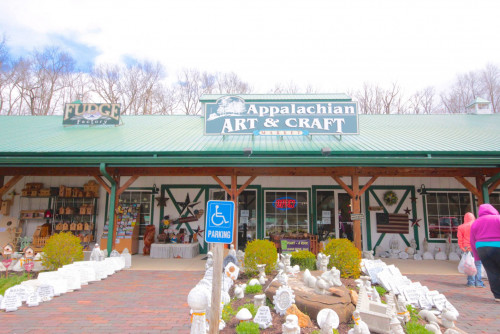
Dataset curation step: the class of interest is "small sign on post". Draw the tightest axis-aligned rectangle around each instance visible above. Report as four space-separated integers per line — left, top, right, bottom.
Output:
205 200 235 334
350 213 365 220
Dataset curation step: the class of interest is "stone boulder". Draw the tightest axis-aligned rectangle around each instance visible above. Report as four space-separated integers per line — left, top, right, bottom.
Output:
265 271 355 323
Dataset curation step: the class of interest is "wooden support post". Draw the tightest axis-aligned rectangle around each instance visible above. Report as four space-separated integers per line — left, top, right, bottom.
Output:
231 174 238 251
475 175 485 205
455 176 482 203
351 175 362 250
208 243 223 334
111 175 120 250
117 175 140 196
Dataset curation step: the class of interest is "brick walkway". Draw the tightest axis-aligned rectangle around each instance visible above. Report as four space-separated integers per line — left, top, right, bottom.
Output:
408 274 500 334
0 270 204 334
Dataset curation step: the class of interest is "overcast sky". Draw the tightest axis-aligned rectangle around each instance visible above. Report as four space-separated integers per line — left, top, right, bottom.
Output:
1 0 499 95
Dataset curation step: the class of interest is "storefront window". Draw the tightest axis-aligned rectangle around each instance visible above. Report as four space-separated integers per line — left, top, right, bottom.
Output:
265 190 308 236
119 191 153 238
426 192 471 240
490 193 500 213
316 190 336 240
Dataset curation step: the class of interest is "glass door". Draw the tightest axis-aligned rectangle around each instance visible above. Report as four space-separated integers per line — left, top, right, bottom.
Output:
315 190 336 241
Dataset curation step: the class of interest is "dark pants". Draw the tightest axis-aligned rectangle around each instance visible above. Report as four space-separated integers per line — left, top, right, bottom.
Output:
477 247 500 299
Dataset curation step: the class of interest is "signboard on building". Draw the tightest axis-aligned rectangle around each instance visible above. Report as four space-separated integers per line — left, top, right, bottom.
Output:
281 238 310 253
204 96 359 135
273 197 296 211
63 103 121 125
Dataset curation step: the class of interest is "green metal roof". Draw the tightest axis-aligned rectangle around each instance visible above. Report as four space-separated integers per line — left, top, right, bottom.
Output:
200 94 352 102
0 114 499 167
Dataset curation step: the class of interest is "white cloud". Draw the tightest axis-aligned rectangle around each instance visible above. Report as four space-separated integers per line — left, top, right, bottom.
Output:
1 0 499 94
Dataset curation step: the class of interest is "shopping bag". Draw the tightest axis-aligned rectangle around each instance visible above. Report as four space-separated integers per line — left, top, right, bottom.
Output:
458 253 466 274
463 252 477 276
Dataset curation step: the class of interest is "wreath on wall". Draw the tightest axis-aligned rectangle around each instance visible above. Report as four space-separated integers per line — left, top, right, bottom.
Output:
383 191 398 206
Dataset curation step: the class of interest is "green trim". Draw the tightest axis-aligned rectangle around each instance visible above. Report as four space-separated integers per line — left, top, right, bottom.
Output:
483 171 500 203
411 187 419 250
100 163 116 256
364 191 372 250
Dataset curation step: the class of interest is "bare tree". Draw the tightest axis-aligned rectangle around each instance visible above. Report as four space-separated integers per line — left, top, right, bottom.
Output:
90 64 122 105
481 63 500 113
408 86 436 114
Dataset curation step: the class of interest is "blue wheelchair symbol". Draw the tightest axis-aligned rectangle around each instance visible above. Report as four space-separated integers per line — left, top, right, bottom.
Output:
211 204 229 226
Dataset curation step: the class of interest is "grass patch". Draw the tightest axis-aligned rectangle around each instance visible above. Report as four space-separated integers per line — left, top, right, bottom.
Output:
222 302 236 323
235 321 260 334
0 273 29 296
375 285 387 296
245 284 262 294
405 321 433 334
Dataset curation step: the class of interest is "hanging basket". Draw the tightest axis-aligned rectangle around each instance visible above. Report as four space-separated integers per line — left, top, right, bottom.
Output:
383 191 398 206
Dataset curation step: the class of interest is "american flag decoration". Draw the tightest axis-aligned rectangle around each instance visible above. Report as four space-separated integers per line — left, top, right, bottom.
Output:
376 213 409 234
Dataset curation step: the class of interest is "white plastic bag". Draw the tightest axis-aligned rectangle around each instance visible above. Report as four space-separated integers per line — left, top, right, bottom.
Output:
458 253 466 274
463 252 477 276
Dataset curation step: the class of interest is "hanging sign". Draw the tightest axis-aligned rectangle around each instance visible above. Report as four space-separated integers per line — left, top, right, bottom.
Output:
273 197 296 210
63 103 121 125
204 96 358 135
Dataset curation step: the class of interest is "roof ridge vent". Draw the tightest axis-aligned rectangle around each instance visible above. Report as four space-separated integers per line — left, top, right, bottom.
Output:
466 97 492 114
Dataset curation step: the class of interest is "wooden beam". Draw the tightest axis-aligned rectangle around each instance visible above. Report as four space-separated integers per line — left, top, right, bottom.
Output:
489 178 500 195
236 176 257 197
359 176 378 195
332 176 355 197
211 176 231 195
1 166 500 178
93 175 111 194
117 175 140 196
476 175 485 205
0 175 23 198
455 176 481 198
351 175 362 250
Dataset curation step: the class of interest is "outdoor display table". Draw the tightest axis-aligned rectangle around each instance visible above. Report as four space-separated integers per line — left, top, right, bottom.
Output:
150 243 199 259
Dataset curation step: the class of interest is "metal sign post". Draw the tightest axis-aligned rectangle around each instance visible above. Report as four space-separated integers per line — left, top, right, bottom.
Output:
205 200 234 334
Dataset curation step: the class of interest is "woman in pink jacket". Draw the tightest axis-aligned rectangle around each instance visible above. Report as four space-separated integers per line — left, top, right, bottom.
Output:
458 212 485 287
470 204 500 302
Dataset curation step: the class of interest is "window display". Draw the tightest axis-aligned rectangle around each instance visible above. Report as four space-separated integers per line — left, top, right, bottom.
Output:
426 192 472 240
265 190 309 236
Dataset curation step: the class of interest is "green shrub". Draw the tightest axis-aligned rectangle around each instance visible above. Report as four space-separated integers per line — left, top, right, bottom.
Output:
236 321 260 334
244 239 277 276
238 303 257 317
290 250 316 271
406 304 421 323
222 302 236 323
245 283 263 294
323 238 361 278
42 232 84 270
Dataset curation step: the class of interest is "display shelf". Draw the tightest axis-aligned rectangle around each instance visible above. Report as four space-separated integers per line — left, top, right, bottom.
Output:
101 204 140 254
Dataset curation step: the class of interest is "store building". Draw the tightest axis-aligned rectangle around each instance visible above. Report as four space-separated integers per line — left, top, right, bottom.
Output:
0 94 499 256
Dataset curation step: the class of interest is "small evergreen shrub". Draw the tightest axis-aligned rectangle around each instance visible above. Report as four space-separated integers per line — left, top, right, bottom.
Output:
244 239 277 276
290 250 316 271
42 232 84 270
405 321 433 334
238 303 257 317
323 238 361 278
235 321 260 334
245 283 263 294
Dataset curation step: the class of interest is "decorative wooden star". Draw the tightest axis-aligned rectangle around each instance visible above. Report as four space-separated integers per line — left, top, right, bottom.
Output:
194 226 204 237
176 193 200 214
404 207 412 215
155 195 170 207
410 196 418 203
410 218 421 227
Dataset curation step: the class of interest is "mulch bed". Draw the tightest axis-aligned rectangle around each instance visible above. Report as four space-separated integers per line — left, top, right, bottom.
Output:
220 271 357 334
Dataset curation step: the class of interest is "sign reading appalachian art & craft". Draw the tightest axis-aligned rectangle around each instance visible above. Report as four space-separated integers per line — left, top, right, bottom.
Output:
63 103 121 125
204 96 359 135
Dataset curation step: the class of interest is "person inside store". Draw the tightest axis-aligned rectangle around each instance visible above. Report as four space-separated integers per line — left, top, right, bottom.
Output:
470 204 500 302
338 209 345 238
458 212 485 287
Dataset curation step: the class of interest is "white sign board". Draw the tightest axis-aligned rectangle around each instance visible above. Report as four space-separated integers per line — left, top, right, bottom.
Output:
253 306 273 329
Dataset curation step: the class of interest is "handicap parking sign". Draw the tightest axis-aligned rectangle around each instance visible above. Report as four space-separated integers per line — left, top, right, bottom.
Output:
205 200 235 244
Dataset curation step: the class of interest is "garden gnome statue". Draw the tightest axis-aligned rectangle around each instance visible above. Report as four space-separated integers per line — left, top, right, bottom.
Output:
257 264 267 284
90 244 103 261
317 309 339 334
282 314 301 334
205 251 214 270
316 253 330 272
187 285 209 334
228 244 236 258
348 310 370 334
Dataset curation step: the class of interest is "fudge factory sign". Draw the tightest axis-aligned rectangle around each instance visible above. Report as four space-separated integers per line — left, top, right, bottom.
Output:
204 96 359 135
63 103 121 125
